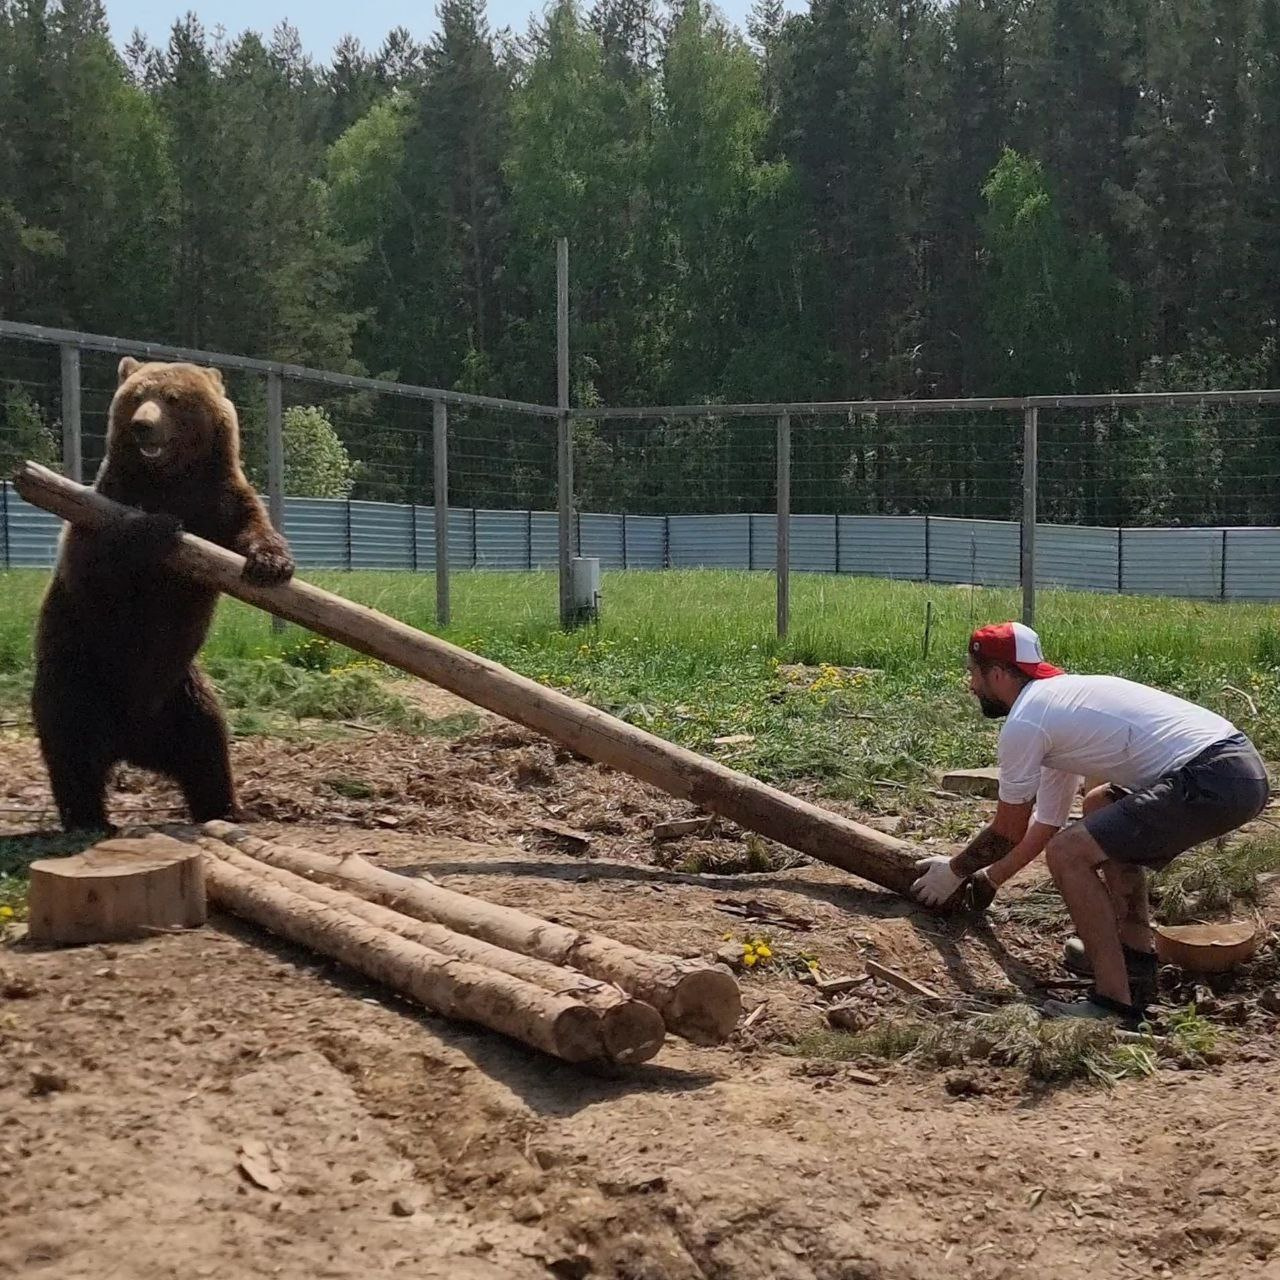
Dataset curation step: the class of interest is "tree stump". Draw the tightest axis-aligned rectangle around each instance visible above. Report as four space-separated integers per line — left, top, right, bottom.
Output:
27 835 206 945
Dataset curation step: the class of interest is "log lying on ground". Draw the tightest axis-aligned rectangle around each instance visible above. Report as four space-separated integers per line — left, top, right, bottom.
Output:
13 461 923 898
27 835 206 945
197 836 665 1064
202 849 607 1063
204 821 740 1044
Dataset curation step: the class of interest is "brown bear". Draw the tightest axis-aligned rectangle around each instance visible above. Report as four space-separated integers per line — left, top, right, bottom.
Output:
31 356 295 832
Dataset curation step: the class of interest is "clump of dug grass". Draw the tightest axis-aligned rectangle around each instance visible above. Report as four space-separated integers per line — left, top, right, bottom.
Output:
791 1002 1222 1088
1153 830 1280 924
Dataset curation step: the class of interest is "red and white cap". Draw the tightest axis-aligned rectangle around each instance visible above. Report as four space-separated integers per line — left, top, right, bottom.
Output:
968 622 1064 680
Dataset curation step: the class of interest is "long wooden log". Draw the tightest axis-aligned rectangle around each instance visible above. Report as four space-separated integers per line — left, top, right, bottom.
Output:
13 461 922 896
201 848 606 1063
197 835 665 1064
204 822 741 1045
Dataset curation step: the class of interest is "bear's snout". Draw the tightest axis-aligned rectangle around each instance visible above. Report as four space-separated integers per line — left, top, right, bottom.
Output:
129 400 171 459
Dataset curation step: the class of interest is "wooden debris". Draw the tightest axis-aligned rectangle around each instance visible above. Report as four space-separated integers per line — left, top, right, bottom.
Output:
864 959 944 1003
742 1002 768 1029
712 734 755 748
652 816 714 841
815 975 872 999
713 898 813 931
938 767 1000 799
530 819 593 848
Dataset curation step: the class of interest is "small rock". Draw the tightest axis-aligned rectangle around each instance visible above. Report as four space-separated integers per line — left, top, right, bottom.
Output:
1259 988 1280 1015
29 1069 69 1098
826 1003 866 1031
944 1073 986 1098
2 975 38 1000
391 1196 419 1218
512 1196 546 1223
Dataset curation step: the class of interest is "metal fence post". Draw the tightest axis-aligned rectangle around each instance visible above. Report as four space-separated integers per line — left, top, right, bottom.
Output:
266 370 285 633
556 236 573 628
433 399 450 627
60 343 82 482
1020 404 1037 627
777 412 791 639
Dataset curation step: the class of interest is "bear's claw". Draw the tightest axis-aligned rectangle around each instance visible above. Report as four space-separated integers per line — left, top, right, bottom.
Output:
241 548 296 586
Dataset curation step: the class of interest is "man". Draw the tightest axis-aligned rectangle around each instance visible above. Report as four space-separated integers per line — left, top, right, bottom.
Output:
912 622 1270 1024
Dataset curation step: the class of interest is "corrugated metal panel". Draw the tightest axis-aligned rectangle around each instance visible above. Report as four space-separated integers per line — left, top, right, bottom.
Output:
350 500 413 571
0 482 8 566
531 511 559 570
792 514 838 573
749 514 776 570
1035 524 1118 592
283 497 348 569
619 515 663 569
837 516 926 579
927 518 1020 586
449 508 477 569
7 488 63 567
412 505 435 570
475 509 530 569
579 513 625 570
1223 529 1280 600
669 514 750 568
1121 528 1222 598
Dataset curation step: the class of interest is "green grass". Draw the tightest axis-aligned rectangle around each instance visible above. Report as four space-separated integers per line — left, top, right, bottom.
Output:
1154 830 1280 924
3 567 1279 793
790 1001 1222 1086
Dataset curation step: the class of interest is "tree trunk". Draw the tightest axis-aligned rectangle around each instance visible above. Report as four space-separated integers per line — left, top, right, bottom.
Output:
202 850 606 1063
203 822 742 1045
27 835 206 945
198 836 665 1064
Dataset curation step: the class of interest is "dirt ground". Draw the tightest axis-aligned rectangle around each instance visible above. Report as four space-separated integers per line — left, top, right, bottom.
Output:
4 714 1280 1280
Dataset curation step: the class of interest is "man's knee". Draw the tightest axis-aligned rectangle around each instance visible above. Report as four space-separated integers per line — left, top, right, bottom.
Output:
1081 784 1116 817
1045 824 1103 878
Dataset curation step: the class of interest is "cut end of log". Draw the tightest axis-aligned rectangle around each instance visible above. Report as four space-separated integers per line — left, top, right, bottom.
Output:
600 1001 667 1064
27 835 206 945
668 968 743 1045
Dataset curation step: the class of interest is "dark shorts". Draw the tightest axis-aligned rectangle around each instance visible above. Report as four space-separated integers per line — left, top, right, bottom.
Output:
1083 733 1271 871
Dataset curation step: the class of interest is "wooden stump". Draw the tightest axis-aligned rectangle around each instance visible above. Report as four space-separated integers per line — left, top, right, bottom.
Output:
27 835 206 945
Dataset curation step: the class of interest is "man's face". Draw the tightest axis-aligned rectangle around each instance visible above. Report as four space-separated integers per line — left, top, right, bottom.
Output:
967 658 1014 719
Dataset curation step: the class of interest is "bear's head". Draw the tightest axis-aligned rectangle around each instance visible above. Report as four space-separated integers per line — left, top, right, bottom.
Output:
108 357 240 476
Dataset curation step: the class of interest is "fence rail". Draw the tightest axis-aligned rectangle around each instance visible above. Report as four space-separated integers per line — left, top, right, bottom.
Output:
5 483 1280 602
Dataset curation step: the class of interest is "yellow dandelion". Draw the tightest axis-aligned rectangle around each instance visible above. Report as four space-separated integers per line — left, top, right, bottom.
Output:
742 953 758 967
0 905 13 919
755 945 772 959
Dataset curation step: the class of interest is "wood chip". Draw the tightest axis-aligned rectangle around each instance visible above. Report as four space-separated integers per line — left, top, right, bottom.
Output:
815 975 872 998
530 819 593 847
864 959 943 1003
712 734 755 747
742 1002 768 1029
652 816 713 841
237 1139 284 1192
846 1070 881 1086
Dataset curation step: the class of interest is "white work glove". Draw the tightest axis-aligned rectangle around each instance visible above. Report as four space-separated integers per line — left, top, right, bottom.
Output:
912 856 964 907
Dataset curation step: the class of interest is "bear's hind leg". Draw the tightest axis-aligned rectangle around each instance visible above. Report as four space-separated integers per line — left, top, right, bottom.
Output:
135 670 237 823
32 681 116 833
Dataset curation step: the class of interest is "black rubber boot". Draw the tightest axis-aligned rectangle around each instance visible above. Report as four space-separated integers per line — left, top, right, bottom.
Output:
1062 938 1158 1006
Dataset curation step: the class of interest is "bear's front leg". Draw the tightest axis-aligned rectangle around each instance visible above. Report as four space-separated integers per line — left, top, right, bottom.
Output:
239 532 295 586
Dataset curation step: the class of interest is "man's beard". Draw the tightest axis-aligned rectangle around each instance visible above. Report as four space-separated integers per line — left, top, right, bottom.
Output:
977 694 1011 719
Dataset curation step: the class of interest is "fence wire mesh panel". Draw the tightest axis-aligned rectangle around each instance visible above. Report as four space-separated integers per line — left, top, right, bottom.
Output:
8 325 1280 627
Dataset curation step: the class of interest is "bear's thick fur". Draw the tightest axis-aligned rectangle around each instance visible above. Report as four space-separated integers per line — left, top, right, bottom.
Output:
32 356 295 832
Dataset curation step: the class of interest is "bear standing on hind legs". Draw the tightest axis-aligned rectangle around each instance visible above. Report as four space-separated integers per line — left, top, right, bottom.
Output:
32 356 295 833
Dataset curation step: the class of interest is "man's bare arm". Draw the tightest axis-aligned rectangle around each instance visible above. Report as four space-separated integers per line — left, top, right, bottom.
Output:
949 800 1034 877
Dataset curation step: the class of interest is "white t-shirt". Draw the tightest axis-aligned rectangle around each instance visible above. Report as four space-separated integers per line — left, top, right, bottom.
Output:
997 674 1239 828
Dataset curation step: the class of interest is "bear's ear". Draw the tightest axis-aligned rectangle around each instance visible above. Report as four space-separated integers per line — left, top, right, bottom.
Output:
117 356 141 385
206 366 225 394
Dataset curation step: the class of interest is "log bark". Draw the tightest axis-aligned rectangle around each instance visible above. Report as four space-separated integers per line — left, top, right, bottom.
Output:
203 822 741 1044
13 461 922 897
197 836 665 1064
201 850 605 1063
27 835 205 944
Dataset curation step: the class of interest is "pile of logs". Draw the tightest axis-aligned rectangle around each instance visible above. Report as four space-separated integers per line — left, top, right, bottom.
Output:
29 824 742 1067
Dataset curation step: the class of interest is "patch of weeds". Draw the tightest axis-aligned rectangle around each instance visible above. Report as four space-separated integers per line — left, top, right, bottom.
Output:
1154 831 1280 924
281 634 338 672
0 831 103 928
790 1004 1182 1087
675 835 801 875
999 886 1070 929
1159 1004 1221 1064
325 775 375 800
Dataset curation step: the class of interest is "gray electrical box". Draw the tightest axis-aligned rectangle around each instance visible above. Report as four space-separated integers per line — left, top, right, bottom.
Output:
569 556 601 626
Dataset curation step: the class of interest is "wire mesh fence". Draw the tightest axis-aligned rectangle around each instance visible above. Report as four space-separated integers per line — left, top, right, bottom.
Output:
5 321 1280 635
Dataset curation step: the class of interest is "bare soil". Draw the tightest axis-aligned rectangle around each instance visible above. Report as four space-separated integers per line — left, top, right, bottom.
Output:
4 721 1280 1280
